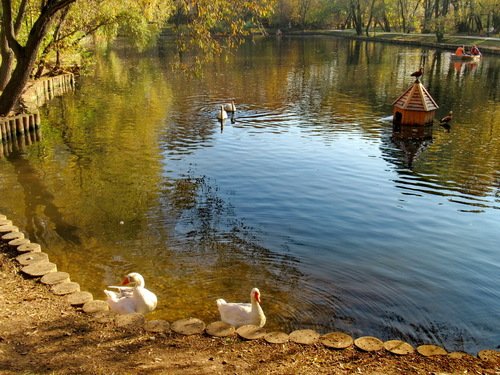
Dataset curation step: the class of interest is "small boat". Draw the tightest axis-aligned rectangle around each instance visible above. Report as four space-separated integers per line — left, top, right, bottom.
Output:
450 54 481 62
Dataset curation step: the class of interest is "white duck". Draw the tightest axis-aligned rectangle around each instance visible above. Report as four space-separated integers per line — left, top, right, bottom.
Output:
104 272 157 314
216 287 266 328
224 101 236 113
217 105 228 120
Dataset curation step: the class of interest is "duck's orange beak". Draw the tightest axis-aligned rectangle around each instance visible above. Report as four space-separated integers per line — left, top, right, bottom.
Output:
254 291 261 303
121 277 130 285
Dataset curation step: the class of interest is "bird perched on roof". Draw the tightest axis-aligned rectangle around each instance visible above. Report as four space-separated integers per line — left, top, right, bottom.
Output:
410 67 424 81
439 111 453 124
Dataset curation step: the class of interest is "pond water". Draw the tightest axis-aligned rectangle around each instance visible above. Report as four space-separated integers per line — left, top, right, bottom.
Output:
1 36 499 354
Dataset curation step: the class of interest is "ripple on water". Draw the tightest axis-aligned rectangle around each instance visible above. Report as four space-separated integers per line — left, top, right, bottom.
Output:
3 38 498 355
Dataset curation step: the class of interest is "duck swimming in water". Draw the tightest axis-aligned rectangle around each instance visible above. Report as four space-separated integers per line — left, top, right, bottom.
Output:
440 111 453 124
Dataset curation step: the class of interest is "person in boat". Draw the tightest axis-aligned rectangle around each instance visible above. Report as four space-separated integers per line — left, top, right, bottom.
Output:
470 45 481 56
455 45 466 56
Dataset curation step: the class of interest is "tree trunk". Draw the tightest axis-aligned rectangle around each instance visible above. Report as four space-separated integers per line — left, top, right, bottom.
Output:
365 0 377 36
398 0 407 32
382 13 391 31
0 0 76 116
0 0 28 91
422 0 433 32
0 16 47 115
351 0 363 35
0 31 15 91
0 50 38 115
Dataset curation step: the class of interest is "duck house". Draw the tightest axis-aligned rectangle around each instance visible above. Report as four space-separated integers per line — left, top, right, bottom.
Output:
392 81 439 126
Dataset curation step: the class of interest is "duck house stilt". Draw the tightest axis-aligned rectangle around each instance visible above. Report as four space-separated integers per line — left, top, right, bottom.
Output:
392 81 439 126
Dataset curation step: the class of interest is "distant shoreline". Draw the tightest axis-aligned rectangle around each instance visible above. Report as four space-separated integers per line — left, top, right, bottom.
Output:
279 30 500 55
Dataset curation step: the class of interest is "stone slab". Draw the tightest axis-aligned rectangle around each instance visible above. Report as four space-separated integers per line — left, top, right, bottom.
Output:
171 318 206 336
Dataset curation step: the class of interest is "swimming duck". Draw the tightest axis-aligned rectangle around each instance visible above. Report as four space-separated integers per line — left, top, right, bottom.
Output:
104 272 157 314
217 105 228 120
224 101 236 113
440 111 453 124
216 287 266 328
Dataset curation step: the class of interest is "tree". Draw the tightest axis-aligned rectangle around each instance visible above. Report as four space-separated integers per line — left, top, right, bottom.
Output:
0 0 28 91
350 0 364 35
273 0 294 28
0 0 77 116
0 0 274 116
297 0 315 29
0 0 179 116
32 0 175 78
365 0 377 35
169 0 275 70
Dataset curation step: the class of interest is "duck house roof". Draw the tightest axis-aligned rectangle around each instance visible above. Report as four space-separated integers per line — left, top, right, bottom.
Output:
392 81 439 112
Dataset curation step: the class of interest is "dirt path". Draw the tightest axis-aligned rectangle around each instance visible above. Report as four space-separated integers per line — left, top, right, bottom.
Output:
0 243 498 374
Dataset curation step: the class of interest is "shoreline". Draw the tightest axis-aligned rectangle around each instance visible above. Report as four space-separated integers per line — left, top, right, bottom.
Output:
282 30 500 55
1 239 499 374
0 221 472 353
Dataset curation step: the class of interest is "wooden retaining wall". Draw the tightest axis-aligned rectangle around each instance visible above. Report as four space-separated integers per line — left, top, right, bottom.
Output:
22 72 75 108
0 72 74 152
0 129 41 159
0 112 41 143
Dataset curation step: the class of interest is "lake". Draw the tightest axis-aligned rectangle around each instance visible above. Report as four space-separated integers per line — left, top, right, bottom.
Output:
0 36 498 354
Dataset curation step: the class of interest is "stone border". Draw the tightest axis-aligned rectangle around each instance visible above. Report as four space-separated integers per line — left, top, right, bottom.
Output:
0 215 498 363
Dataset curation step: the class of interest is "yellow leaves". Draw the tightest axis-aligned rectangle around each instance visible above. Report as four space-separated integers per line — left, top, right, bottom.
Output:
171 0 275 67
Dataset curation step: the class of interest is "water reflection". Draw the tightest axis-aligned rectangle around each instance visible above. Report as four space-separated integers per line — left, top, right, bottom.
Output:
1 130 82 244
0 37 499 354
391 124 433 169
0 130 41 159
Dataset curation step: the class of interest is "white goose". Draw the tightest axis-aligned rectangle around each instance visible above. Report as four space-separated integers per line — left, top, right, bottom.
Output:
224 101 236 113
216 287 266 327
104 272 157 314
217 105 228 120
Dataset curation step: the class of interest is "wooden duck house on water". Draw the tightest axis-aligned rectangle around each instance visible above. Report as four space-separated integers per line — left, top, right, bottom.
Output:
392 80 439 126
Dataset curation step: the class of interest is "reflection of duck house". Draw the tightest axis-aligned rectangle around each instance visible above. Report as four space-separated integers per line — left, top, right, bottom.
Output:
392 123 433 140
391 125 433 169
392 81 439 126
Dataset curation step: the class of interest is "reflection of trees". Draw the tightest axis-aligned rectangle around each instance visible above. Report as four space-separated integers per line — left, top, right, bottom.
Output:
155 36 499 206
380 119 498 208
1 38 497 327
159 173 340 332
2 131 81 245
36 51 174 242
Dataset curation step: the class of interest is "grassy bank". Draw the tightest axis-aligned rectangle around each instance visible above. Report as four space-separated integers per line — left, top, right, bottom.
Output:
287 30 500 55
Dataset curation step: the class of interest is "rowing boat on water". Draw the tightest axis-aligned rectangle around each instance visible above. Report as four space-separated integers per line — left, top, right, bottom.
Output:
450 54 481 62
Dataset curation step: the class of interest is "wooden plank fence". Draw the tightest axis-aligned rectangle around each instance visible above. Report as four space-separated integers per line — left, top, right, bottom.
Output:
0 73 75 154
